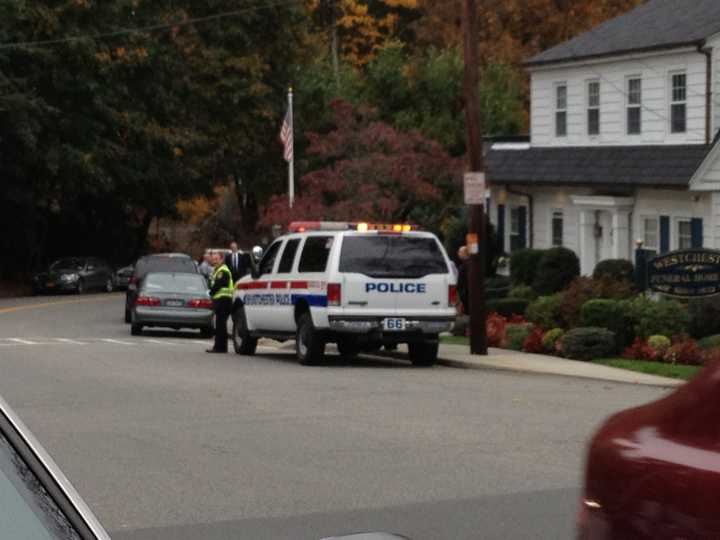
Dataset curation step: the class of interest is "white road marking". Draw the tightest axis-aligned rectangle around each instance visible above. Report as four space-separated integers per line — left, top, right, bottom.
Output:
55 338 87 345
191 340 210 345
99 339 135 346
7 338 41 345
143 339 176 346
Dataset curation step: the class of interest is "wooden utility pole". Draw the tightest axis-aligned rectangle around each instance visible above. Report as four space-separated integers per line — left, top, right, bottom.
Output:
462 0 488 355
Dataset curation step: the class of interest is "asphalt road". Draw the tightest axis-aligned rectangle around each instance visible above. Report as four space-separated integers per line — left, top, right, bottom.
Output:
0 293 668 539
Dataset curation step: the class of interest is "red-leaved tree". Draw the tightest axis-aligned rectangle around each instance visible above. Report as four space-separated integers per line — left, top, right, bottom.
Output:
260 100 462 230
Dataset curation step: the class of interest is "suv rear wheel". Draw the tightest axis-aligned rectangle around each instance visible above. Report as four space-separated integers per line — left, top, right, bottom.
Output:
408 340 439 367
297 313 325 365
232 307 257 355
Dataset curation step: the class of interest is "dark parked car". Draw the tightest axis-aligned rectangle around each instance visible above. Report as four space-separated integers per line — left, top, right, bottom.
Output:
32 257 115 295
578 361 720 539
124 253 198 323
114 264 134 290
130 272 213 337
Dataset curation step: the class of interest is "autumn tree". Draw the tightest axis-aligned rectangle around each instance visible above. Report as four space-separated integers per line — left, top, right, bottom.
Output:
261 100 462 231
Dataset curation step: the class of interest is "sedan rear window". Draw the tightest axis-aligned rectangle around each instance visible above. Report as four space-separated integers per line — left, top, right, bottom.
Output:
339 235 448 278
143 273 207 293
135 257 196 278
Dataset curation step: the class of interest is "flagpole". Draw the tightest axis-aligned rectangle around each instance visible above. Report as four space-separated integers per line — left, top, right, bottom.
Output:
288 86 294 209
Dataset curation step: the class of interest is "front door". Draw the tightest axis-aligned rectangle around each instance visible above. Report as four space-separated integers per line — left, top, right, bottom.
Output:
598 211 613 263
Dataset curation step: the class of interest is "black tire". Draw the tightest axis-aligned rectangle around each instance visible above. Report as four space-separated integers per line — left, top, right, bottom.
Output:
232 307 257 355
408 341 439 367
296 312 325 365
337 337 360 359
124 305 131 324
200 325 214 339
76 280 85 295
105 277 114 293
131 323 143 336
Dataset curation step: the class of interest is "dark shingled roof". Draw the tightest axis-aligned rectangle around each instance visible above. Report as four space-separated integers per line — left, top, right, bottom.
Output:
527 0 720 66
486 145 711 187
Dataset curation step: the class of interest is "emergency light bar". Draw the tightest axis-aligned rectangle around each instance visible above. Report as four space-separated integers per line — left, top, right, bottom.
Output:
288 221 418 233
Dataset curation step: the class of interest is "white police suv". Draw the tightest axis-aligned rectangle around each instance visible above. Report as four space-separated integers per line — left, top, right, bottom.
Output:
231 221 457 366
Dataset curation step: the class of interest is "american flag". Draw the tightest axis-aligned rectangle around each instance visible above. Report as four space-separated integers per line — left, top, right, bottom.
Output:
280 108 293 163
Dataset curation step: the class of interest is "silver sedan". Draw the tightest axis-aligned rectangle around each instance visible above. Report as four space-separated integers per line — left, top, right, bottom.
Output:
130 272 214 337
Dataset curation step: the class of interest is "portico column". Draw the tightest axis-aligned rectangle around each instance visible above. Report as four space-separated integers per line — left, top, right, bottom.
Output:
612 210 631 260
578 209 596 276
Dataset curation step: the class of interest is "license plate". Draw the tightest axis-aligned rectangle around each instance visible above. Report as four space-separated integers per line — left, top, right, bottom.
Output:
165 299 184 307
382 318 406 331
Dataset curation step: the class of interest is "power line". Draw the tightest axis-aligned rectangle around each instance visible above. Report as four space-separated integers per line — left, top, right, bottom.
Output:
0 0 306 51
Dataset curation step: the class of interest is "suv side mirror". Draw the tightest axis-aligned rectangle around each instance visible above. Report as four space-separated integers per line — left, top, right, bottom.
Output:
252 246 263 263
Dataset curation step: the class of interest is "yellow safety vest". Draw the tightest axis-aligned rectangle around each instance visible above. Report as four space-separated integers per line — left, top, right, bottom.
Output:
211 264 234 300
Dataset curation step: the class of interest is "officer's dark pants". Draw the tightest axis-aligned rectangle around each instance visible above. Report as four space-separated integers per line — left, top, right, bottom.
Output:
212 297 232 352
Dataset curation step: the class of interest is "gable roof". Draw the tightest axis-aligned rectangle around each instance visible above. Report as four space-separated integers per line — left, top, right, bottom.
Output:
527 0 720 67
486 145 712 187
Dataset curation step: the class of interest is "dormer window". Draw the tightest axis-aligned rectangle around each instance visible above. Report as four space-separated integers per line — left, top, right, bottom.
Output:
587 80 600 136
627 77 642 135
670 72 687 134
555 83 567 137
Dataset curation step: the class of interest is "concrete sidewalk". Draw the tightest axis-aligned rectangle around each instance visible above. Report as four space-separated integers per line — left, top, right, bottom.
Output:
435 344 683 388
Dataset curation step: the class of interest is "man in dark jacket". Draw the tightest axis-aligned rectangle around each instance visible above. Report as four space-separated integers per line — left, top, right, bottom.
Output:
207 251 234 354
225 241 249 282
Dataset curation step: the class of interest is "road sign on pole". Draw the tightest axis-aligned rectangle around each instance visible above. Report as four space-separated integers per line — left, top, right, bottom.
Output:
464 172 486 205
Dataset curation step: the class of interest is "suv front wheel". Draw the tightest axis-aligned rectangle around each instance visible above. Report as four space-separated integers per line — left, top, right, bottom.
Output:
232 307 257 355
408 340 439 367
297 312 325 365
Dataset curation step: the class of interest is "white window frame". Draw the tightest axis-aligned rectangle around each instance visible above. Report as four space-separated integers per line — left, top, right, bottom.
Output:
555 82 567 138
586 80 600 137
551 209 564 247
675 217 693 250
642 216 659 251
669 70 687 134
626 76 642 135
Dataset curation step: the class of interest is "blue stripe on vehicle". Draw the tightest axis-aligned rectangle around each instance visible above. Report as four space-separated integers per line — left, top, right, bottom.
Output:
291 294 328 307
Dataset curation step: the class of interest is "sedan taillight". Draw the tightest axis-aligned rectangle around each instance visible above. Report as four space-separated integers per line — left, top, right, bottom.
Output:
135 296 161 306
327 283 342 306
187 298 213 309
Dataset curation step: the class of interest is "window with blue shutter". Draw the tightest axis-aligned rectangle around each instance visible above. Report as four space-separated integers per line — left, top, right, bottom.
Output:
659 216 670 253
691 218 703 248
497 204 505 252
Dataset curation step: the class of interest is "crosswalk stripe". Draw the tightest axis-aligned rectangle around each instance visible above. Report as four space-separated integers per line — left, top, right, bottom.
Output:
99 339 135 346
55 338 87 345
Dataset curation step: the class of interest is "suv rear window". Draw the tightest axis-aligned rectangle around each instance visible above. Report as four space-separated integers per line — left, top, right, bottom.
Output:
135 256 196 279
339 235 448 278
298 236 333 273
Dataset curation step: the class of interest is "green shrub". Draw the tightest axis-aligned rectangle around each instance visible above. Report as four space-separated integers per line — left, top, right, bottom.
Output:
526 294 564 329
648 335 671 353
508 285 537 301
559 277 635 328
580 299 634 348
487 298 529 318
532 248 580 295
510 249 546 286
698 334 720 350
593 259 635 283
561 327 617 361
486 275 512 300
630 297 689 339
542 328 564 353
506 323 533 351
688 296 720 338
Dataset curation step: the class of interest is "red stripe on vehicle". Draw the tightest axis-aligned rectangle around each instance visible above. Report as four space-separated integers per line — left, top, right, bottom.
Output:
270 281 288 289
290 281 308 289
237 281 268 290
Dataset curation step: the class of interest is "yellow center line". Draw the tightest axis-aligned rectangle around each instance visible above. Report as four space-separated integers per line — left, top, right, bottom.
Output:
0 294 120 315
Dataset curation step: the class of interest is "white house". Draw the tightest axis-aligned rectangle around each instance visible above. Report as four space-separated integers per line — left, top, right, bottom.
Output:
486 0 720 275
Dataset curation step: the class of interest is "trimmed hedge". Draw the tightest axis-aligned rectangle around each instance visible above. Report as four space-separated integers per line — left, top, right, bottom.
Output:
506 323 534 351
487 298 529 318
648 335 671 353
510 249 545 286
532 248 581 295
688 296 720 338
593 259 634 283
630 297 689 339
526 294 564 329
698 334 720 350
508 285 537 301
542 328 564 353
561 327 617 361
580 299 634 348
487 275 512 300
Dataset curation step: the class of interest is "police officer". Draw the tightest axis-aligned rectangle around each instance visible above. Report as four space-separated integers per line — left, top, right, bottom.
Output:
206 250 234 354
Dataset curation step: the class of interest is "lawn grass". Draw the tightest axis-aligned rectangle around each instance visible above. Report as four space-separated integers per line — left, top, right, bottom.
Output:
440 335 469 346
592 358 700 381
